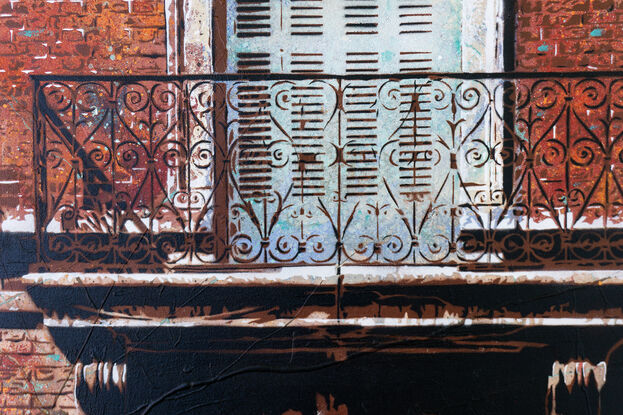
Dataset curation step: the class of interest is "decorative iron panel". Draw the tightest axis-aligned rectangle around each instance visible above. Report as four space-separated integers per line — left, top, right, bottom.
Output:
32 74 623 271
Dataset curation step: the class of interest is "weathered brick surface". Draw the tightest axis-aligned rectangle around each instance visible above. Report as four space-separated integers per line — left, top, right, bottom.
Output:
516 0 623 70
0 327 84 414
514 1 623 225
0 0 167 220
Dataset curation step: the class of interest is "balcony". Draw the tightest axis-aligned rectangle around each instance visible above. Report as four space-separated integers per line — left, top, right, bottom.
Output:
31 72 623 272
24 72 623 414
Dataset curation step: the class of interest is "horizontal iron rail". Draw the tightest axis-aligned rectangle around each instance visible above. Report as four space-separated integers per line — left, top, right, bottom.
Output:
30 71 623 82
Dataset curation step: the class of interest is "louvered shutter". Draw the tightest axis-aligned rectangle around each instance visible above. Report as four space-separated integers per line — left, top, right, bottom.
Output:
221 0 505 263
227 0 453 74
227 0 449 200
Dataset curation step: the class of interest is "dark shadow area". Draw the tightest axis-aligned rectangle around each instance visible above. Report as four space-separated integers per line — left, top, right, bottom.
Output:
459 228 623 270
46 325 623 415
341 282 623 320
0 232 36 280
26 283 338 323
0 311 42 329
37 232 215 273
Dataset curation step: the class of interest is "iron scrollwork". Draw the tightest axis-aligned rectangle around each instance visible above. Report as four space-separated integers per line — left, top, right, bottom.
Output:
32 74 623 271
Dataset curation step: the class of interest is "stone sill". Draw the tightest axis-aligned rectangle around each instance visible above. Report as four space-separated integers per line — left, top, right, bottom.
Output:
22 266 623 286
19 267 623 330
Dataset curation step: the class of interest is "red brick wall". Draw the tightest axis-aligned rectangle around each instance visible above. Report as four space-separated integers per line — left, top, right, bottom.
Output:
514 1 623 226
1 328 82 414
0 292 82 414
0 0 167 221
516 0 623 71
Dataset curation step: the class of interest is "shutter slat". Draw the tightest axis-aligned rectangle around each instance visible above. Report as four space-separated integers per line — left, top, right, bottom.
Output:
236 84 273 200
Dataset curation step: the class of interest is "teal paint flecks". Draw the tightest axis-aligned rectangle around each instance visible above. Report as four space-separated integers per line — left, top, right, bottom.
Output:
224 1 503 264
538 43 549 52
590 28 604 37
16 29 46 38
433 0 462 72
226 0 464 74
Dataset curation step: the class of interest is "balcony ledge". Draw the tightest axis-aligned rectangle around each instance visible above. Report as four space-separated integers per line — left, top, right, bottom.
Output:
22 266 623 287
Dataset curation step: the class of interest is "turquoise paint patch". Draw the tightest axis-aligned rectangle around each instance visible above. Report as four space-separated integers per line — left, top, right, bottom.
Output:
590 29 604 37
516 129 528 142
466 45 482 57
381 50 394 63
18 29 44 38
49 354 61 361
538 44 549 52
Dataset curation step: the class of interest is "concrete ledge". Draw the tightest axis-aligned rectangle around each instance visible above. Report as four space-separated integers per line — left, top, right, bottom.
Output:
341 266 623 285
41 316 623 328
21 267 623 331
22 266 339 286
22 266 623 286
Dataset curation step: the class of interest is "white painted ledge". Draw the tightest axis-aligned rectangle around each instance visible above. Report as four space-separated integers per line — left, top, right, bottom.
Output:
22 266 339 286
340 267 623 285
22 266 623 286
20 267 623 329
42 316 623 329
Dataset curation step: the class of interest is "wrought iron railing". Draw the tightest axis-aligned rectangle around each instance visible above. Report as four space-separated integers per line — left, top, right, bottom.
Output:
32 73 623 272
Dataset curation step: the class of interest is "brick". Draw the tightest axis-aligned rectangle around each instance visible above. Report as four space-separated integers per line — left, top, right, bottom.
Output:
0 28 11 42
122 41 162 56
132 27 159 42
32 341 56 355
59 1 85 14
132 1 158 14
517 0 623 71
27 354 71 367
13 367 32 381
9 4 30 15
23 330 52 343
2 330 26 342
58 56 87 71
30 393 59 408
109 0 131 13
37 366 72 378
56 392 77 409
59 28 85 42
21 410 47 415
124 14 164 28
0 42 21 56
50 40 82 57
4 378 31 394
0 0 166 219
14 28 53 43
593 0 615 11
0 369 17 380
0 340 33 353
23 379 67 394
5 393 32 407
33 368 55 381
19 14 53 31
0 17 25 29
